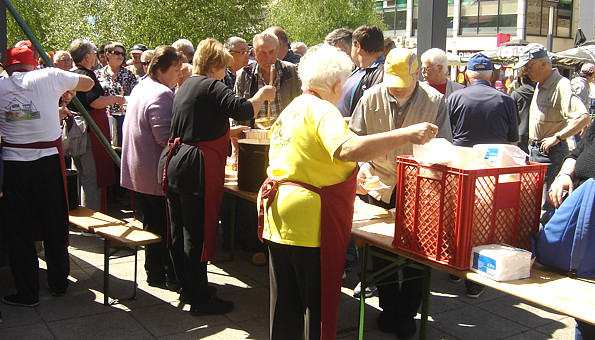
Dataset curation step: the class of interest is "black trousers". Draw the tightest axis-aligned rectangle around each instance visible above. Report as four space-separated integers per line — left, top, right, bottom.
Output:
266 240 321 340
0 154 70 301
365 193 424 320
166 191 209 305
136 192 175 282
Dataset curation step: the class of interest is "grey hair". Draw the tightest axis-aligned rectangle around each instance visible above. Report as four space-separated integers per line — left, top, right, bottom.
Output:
53 50 71 63
253 31 279 49
421 48 448 75
540 56 552 67
291 41 307 50
68 38 96 63
141 50 154 62
298 44 354 93
172 39 194 55
466 69 492 80
224 37 247 51
325 28 353 53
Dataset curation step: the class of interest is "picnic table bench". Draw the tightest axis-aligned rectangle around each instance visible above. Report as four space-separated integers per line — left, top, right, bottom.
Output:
68 206 161 305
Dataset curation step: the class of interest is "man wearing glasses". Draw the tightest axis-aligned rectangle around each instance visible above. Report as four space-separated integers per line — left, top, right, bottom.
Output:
421 48 464 98
223 37 251 91
513 43 590 223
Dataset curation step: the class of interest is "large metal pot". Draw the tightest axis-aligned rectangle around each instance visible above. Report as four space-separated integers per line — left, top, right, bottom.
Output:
237 139 270 192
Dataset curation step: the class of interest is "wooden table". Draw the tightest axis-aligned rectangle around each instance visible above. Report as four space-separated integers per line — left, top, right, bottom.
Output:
352 216 595 339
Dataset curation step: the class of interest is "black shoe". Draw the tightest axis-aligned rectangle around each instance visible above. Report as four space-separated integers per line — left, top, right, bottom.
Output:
47 285 67 297
395 317 417 339
147 277 166 287
2 294 39 307
448 274 462 283
179 286 218 304
377 311 398 333
465 285 485 299
190 297 233 316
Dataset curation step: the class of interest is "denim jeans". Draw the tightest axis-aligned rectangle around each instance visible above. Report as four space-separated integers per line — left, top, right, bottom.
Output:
529 140 569 225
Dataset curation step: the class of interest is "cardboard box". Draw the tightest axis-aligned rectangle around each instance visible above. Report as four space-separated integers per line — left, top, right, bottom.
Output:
470 244 532 281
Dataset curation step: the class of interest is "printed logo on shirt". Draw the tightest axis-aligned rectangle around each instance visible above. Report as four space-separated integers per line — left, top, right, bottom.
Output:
3 98 40 122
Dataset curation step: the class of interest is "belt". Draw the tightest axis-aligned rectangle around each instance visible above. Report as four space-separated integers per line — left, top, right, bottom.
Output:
529 139 541 147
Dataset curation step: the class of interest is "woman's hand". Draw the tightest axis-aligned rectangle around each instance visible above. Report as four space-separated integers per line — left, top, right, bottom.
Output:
547 174 574 208
404 122 438 145
356 163 375 195
61 91 75 106
256 85 276 102
113 95 126 106
230 125 249 140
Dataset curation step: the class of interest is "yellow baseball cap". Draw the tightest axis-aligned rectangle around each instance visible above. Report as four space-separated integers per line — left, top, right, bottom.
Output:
384 48 418 88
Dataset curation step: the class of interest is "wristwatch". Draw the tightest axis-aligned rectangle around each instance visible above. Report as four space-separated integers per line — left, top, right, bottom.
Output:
555 133 563 141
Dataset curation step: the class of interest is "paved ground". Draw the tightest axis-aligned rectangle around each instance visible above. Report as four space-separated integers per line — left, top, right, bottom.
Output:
0 202 578 339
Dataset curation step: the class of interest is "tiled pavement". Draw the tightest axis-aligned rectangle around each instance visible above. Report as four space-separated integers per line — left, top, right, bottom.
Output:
0 204 577 339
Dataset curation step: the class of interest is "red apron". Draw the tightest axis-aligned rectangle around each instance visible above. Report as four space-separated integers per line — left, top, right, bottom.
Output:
258 168 358 340
88 108 116 188
162 129 230 262
1 137 70 241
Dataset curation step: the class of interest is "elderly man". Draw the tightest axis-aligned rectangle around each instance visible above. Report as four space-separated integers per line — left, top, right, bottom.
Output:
126 43 148 79
325 27 353 56
0 46 93 306
53 51 73 71
337 24 385 118
421 48 464 98
350 48 452 338
235 31 301 127
290 41 307 56
172 39 194 64
223 37 251 90
449 53 519 148
513 43 590 222
265 26 301 64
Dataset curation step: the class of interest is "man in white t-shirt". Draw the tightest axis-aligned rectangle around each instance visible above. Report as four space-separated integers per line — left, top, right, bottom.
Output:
0 46 93 307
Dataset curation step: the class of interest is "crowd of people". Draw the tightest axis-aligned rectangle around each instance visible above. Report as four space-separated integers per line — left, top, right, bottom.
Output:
0 23 593 339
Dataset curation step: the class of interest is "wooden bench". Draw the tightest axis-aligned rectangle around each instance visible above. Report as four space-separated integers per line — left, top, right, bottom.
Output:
68 206 161 305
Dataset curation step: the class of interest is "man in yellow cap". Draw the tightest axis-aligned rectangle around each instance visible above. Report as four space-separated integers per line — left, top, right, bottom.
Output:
349 48 452 338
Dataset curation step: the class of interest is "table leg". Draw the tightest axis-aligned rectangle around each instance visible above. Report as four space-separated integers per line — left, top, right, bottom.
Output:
229 195 236 261
103 239 110 306
358 243 369 340
419 265 431 340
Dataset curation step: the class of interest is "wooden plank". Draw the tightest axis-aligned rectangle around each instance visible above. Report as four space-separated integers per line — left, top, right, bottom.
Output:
351 218 595 325
69 206 160 246
224 169 258 202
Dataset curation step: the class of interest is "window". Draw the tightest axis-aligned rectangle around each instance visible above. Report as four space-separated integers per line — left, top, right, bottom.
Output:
459 0 518 35
381 0 407 35
413 0 455 36
526 0 573 38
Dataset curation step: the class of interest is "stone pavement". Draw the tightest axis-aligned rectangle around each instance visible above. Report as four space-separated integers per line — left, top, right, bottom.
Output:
0 204 578 339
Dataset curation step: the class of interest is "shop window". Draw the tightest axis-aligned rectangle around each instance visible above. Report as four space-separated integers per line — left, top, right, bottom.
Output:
460 0 518 35
526 0 573 38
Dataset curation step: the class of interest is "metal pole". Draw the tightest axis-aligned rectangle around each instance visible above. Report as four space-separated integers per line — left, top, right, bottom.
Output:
546 6 554 52
2 0 121 168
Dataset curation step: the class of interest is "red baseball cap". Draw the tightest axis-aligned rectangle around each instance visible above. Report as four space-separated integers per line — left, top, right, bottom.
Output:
4 46 39 67
15 40 36 52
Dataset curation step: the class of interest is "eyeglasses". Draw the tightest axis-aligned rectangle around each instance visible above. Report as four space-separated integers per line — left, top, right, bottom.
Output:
230 50 250 55
110 51 126 57
523 60 540 72
421 65 438 72
141 61 151 66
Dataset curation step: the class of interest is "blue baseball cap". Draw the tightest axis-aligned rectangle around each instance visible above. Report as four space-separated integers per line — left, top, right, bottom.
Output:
467 53 493 71
513 43 548 69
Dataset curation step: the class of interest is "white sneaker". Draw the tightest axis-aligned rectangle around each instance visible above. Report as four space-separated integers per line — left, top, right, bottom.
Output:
353 282 376 298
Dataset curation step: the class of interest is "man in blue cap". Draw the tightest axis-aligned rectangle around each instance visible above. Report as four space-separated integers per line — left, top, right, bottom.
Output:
448 53 519 148
447 53 519 298
513 43 589 224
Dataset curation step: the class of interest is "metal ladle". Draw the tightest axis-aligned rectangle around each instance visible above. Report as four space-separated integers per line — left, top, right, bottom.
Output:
255 64 276 130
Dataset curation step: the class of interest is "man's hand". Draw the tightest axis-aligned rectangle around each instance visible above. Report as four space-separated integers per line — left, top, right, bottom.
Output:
59 105 73 119
539 136 558 154
404 122 438 145
547 174 573 208
356 163 375 195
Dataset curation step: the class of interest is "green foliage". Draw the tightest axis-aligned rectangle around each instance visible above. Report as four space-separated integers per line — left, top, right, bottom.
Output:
6 0 267 52
6 0 383 54
266 0 385 47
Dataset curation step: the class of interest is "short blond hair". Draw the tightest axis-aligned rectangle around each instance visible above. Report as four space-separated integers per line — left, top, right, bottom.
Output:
192 38 234 75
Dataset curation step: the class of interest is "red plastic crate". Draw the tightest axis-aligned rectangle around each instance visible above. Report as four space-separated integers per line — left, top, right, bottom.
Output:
393 156 547 270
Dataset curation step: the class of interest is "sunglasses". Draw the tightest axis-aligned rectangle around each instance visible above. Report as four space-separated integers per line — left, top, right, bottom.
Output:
141 61 151 66
110 51 126 57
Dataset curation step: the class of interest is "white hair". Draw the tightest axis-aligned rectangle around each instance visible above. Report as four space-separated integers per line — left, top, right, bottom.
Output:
141 49 154 62
421 48 448 75
172 39 194 55
253 32 279 49
53 50 70 63
298 44 354 93
466 69 492 80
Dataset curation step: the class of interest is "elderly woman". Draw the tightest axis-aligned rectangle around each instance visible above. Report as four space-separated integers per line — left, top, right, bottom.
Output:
160 38 275 315
140 49 154 76
258 44 438 340
96 42 138 147
121 46 183 289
